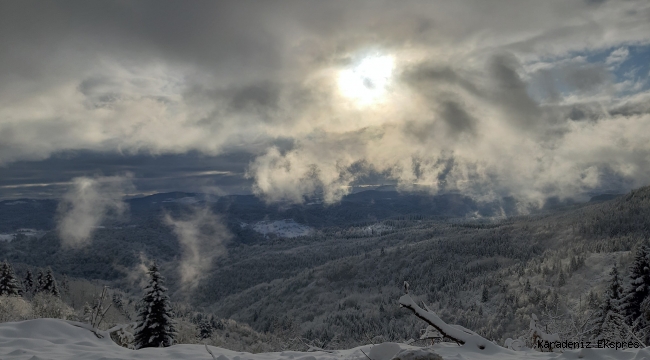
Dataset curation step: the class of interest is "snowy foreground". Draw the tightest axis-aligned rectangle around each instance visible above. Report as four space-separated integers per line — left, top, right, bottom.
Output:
1 319 650 360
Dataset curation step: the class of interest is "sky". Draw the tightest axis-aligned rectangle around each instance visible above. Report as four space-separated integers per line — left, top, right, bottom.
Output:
1 0 650 206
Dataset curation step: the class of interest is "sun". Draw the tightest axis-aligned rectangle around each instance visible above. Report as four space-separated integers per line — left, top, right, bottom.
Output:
338 54 395 106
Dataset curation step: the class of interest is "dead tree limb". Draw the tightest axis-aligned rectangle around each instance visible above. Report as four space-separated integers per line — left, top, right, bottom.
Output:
399 289 492 350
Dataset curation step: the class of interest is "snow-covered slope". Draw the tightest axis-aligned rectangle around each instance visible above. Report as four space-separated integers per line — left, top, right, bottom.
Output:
1 319 649 360
250 219 313 238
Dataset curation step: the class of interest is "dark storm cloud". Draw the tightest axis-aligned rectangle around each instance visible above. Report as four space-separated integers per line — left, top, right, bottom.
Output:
439 100 477 137
229 82 282 112
0 1 284 76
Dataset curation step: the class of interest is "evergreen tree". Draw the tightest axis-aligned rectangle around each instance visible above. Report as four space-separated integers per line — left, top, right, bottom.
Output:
42 268 60 297
620 245 650 339
23 270 34 295
198 319 213 339
591 266 626 341
0 261 22 296
113 293 124 311
36 271 45 293
481 286 489 303
134 262 176 349
61 274 69 294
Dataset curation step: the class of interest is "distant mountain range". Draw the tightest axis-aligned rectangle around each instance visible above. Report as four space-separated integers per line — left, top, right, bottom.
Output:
0 189 621 234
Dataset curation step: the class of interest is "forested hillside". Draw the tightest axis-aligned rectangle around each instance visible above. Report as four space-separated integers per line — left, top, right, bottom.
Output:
1 187 648 348
199 187 649 347
0 189 531 282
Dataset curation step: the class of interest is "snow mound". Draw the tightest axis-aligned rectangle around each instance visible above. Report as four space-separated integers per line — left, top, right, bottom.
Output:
3 319 650 360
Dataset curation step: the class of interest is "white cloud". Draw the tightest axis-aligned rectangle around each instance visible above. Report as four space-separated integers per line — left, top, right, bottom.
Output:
606 47 629 66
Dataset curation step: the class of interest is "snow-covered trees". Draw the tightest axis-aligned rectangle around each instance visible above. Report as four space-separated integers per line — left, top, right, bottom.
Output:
23 271 34 295
481 287 489 303
620 245 650 341
36 271 44 293
590 266 626 341
41 268 60 297
134 262 176 349
84 286 112 328
0 261 22 296
199 319 213 339
527 314 560 351
31 292 73 319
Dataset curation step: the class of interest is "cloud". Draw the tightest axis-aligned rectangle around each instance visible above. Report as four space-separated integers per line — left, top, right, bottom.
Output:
1 1 650 205
56 175 134 247
606 47 629 66
246 50 650 205
164 207 231 292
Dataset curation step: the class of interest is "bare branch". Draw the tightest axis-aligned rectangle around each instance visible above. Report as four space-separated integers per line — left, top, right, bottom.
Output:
205 344 217 360
360 349 373 360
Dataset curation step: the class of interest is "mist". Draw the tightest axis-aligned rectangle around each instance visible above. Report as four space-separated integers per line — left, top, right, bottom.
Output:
164 207 231 292
56 175 133 248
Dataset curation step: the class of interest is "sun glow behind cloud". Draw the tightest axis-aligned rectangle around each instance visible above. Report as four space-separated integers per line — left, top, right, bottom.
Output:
338 54 395 106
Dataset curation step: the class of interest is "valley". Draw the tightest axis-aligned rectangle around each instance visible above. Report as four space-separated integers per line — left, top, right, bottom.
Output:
0 187 645 348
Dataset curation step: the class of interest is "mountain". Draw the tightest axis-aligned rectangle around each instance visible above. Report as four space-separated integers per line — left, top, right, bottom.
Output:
0 189 548 235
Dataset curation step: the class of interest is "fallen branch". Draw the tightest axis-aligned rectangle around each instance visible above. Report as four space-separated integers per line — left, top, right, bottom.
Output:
399 290 491 350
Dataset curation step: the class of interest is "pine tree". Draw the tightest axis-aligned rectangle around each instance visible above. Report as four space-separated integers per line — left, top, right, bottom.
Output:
481 286 489 303
61 274 69 294
23 270 34 295
134 262 176 349
620 245 650 339
42 268 60 297
36 271 45 293
198 319 213 339
0 261 22 296
591 266 626 341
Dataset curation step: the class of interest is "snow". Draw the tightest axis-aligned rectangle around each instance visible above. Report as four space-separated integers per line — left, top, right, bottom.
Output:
162 197 199 204
0 234 14 241
3 201 28 205
361 223 393 236
0 228 45 242
250 219 313 238
1 319 650 359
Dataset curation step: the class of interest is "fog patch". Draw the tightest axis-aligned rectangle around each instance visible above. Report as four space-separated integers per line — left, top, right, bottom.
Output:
164 207 231 292
56 175 133 248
